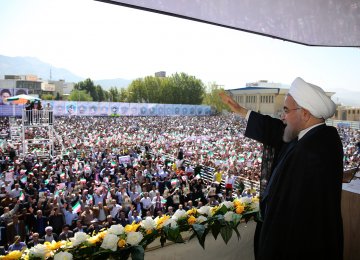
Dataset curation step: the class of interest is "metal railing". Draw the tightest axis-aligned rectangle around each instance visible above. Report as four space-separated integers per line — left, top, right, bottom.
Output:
22 109 54 126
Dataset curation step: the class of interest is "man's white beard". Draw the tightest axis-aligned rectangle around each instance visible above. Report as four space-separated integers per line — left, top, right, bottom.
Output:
283 124 299 143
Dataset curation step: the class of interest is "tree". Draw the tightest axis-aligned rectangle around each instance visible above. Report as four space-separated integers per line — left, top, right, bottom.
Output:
41 94 54 100
119 88 128 102
125 73 205 104
202 82 229 112
68 89 93 101
168 72 205 104
96 85 106 102
55 92 61 100
108 87 120 102
74 78 99 101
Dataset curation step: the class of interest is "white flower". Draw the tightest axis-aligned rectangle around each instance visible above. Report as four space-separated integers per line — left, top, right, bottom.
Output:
54 251 73 260
224 211 234 222
172 209 187 219
126 231 144 246
240 196 252 204
108 224 125 235
70 232 89 246
220 201 234 209
197 206 211 216
141 217 156 230
196 215 207 224
29 244 50 259
101 234 119 251
163 218 178 228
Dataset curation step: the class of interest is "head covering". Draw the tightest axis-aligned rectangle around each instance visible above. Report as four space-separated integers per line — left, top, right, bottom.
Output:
289 77 336 119
45 226 53 232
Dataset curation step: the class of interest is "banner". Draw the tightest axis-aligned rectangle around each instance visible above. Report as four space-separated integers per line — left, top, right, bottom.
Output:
0 98 212 117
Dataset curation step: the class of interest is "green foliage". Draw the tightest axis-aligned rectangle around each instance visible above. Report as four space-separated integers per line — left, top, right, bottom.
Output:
68 89 93 101
203 82 229 113
74 78 101 101
220 225 233 244
126 72 205 104
192 224 207 249
41 93 54 100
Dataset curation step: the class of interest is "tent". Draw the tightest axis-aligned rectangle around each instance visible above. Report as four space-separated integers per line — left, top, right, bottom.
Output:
6 94 41 105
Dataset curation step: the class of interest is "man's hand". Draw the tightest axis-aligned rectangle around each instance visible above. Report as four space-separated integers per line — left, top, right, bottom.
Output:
219 91 248 117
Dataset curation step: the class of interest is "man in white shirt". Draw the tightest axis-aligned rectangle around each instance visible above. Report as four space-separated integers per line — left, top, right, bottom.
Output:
140 192 152 216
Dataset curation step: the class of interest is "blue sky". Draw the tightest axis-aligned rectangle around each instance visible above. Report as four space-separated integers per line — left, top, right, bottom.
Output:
0 0 360 94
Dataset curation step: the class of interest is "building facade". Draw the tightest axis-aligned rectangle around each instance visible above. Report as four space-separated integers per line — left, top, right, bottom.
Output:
228 80 336 118
336 106 360 121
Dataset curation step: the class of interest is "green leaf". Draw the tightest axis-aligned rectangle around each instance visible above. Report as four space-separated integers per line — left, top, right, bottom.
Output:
233 226 241 240
168 227 184 243
232 213 241 225
160 235 167 247
192 223 206 249
220 225 233 244
131 245 145 260
214 205 228 215
211 221 221 240
188 232 197 241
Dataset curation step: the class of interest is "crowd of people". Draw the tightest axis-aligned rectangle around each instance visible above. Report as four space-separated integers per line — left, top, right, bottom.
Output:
0 114 358 254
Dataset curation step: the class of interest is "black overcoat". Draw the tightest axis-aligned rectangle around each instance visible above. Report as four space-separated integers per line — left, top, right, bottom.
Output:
246 112 343 260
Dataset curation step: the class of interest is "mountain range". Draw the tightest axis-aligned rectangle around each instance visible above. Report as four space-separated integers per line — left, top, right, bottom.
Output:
0 55 131 89
0 55 359 106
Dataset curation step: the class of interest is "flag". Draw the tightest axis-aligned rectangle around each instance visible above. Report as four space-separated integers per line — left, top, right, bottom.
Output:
19 191 25 201
20 176 27 184
80 178 86 184
72 201 81 214
171 179 178 186
60 172 65 179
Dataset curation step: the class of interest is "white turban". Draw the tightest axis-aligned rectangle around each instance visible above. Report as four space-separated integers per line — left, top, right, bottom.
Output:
289 77 336 119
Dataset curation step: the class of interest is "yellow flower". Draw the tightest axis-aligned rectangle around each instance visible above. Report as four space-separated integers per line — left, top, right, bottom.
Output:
187 215 197 225
146 229 153 235
187 208 197 216
236 205 245 214
210 206 219 216
156 215 170 229
252 197 259 203
124 222 141 233
47 241 65 251
233 199 241 208
97 231 108 241
87 235 101 244
118 239 126 248
44 241 52 250
0 250 22 260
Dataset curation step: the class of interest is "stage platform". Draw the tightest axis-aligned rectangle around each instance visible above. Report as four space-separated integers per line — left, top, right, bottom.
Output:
145 220 256 260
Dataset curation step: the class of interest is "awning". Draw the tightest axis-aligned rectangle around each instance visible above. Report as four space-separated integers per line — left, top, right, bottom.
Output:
96 0 360 47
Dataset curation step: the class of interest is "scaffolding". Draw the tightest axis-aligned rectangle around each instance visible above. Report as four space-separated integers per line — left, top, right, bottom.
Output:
21 109 55 159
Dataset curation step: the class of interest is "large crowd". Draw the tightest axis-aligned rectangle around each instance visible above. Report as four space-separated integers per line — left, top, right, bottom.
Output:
0 114 359 254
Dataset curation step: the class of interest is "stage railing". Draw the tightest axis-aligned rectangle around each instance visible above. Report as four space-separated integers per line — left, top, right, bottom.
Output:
22 109 53 125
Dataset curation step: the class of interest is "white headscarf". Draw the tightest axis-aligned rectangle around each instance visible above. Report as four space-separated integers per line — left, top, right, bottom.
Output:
289 77 336 119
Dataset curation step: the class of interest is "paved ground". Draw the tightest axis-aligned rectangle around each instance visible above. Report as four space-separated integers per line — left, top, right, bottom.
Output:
144 220 256 260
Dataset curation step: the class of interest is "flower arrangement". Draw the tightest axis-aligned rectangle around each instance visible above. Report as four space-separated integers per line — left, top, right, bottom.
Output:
0 197 258 260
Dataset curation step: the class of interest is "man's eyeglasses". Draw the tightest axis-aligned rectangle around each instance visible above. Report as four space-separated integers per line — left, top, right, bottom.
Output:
282 107 302 114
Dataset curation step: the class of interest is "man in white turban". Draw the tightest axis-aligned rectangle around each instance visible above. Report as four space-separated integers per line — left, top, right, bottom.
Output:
289 77 336 120
220 78 343 260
